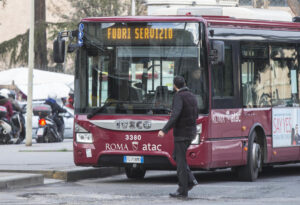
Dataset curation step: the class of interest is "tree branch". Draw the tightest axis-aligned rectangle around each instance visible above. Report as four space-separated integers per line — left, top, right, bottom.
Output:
288 0 300 16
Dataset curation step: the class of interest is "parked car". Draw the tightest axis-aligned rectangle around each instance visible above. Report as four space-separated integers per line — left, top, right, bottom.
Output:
21 100 74 139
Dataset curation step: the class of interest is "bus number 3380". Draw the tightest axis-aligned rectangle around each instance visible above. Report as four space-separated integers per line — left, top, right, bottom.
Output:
125 135 142 141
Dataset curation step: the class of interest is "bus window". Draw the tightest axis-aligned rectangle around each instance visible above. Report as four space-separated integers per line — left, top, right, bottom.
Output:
298 46 300 103
270 44 298 107
241 43 271 108
88 54 109 108
212 44 234 97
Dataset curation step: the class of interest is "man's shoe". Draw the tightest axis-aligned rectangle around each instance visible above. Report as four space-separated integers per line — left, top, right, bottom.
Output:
188 181 198 191
169 191 187 198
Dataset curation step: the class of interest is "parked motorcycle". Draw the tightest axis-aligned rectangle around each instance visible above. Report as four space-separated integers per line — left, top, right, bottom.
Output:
0 106 12 144
10 110 26 144
33 104 65 143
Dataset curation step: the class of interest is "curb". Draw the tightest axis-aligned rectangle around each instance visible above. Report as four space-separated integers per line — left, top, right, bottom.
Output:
59 167 125 182
0 173 44 190
0 167 124 182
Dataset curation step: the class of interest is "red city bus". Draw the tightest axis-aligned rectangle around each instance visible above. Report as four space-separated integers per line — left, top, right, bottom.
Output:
54 15 300 181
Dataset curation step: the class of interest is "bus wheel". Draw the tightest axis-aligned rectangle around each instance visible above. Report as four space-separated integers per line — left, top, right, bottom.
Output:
237 132 262 181
125 167 146 179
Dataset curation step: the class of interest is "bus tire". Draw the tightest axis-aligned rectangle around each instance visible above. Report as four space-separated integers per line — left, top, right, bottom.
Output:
237 131 262 181
125 167 146 179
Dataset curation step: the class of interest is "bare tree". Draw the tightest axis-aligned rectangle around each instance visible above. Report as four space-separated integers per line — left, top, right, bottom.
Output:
252 0 269 8
288 0 300 16
52 0 127 25
0 0 145 72
48 0 145 73
1 0 6 7
35 0 48 70
0 0 48 70
51 0 145 26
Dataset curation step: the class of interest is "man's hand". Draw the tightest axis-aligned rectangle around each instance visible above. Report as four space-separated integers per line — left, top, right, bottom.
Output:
158 130 165 138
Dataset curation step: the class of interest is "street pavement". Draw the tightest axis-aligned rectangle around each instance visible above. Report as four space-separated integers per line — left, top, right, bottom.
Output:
2 168 300 205
0 139 123 190
1 139 300 204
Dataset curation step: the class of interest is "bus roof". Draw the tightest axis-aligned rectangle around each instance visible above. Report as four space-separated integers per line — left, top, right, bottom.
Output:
81 15 300 31
81 16 203 23
204 16 300 31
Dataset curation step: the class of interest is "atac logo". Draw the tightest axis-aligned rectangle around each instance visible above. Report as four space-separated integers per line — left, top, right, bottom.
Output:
132 141 139 151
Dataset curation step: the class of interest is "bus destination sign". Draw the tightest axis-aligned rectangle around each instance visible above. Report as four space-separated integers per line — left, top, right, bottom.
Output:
82 22 199 46
107 27 173 41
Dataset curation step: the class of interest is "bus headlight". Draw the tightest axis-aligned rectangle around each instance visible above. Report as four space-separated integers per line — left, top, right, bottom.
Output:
75 123 88 132
76 133 93 143
191 124 202 145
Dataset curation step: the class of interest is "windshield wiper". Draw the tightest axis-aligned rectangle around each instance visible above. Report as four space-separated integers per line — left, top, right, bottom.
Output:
84 34 105 52
151 107 171 114
87 102 172 118
87 102 113 119
87 107 104 119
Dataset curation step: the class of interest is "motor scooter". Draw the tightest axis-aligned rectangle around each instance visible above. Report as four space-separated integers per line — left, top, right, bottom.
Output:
10 110 26 144
33 104 64 143
0 106 12 144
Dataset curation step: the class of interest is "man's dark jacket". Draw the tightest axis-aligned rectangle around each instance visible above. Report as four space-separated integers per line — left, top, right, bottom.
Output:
161 87 198 141
45 98 66 115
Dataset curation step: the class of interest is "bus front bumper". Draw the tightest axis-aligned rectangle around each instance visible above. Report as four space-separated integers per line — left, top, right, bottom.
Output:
73 140 212 170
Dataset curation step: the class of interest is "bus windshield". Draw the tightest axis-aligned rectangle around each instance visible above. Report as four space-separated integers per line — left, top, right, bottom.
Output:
78 22 208 115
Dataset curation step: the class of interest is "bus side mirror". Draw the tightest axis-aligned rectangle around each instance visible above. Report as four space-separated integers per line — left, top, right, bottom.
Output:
209 41 224 65
53 37 65 63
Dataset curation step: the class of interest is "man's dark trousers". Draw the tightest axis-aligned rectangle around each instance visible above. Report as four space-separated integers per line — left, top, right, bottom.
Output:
174 140 197 195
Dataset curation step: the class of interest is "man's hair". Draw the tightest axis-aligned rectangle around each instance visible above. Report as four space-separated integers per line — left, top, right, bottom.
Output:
173 76 185 89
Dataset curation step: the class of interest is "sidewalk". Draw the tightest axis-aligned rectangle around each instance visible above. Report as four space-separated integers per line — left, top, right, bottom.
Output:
0 139 123 190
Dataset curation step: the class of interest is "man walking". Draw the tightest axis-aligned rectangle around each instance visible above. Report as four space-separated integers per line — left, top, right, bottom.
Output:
158 76 198 198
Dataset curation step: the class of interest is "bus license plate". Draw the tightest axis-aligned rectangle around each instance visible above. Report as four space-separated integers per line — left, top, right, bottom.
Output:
123 156 144 164
37 128 44 136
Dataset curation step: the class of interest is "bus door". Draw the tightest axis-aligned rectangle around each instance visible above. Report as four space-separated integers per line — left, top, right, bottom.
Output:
210 41 243 167
241 43 300 163
269 44 299 162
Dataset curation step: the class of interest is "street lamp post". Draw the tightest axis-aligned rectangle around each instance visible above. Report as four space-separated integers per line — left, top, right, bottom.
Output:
26 0 34 146
132 0 135 16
